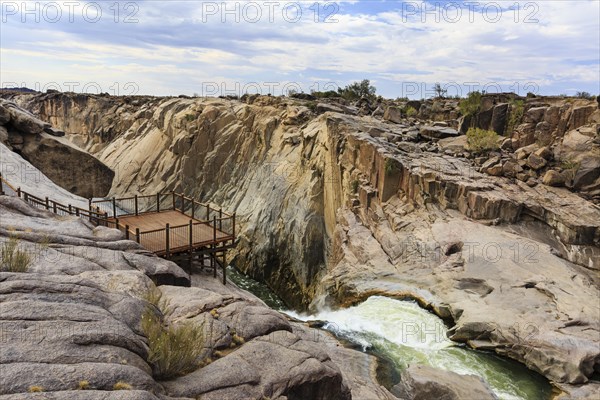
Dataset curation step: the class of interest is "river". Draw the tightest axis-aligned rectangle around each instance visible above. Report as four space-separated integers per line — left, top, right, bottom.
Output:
226 267 552 400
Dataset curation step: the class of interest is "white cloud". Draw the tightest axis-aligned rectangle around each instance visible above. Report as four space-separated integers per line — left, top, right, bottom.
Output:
0 0 598 98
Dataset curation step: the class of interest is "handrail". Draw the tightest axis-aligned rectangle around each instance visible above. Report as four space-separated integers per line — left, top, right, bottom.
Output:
2 178 236 257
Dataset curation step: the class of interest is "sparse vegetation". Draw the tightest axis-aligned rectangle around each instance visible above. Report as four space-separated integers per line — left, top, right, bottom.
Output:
311 90 339 99
466 128 500 153
141 288 205 380
337 79 376 101
507 99 525 135
432 83 447 99
184 114 195 122
405 106 417 117
459 91 482 117
306 101 317 112
113 381 132 390
1 236 31 273
78 380 90 390
351 180 359 194
385 159 397 174
232 332 245 345
28 386 44 393
576 91 594 100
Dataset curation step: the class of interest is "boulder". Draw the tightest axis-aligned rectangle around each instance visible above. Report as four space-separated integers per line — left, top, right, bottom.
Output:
317 103 345 114
535 146 552 160
543 170 566 187
502 159 523 177
19 133 114 198
524 107 547 124
383 106 403 124
420 126 459 140
5 103 47 134
438 136 467 153
527 153 547 170
391 364 498 400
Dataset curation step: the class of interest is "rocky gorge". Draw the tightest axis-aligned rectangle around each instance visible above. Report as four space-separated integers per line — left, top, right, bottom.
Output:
0 90 599 399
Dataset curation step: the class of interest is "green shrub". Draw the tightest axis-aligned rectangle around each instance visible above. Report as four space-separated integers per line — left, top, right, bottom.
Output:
405 106 417 117
466 128 500 153
351 180 359 194
459 91 482 117
507 99 524 134
385 158 397 174
1 236 31 272
141 289 204 380
184 114 195 122
337 79 376 101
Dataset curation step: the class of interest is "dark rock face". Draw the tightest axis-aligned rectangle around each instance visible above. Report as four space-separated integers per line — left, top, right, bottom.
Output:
19 133 114 198
0 99 114 198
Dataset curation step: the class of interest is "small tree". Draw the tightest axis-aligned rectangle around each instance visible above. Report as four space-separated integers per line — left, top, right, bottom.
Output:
466 128 499 153
338 79 376 101
432 83 447 99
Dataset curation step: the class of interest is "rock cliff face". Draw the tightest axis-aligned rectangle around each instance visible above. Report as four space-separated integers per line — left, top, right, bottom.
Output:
0 194 364 399
3 91 599 396
0 99 114 198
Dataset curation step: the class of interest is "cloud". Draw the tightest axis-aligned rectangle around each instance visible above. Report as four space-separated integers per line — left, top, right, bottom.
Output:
1 0 598 98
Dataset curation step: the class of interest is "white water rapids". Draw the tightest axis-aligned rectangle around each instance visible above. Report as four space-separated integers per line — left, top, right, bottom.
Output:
287 296 551 400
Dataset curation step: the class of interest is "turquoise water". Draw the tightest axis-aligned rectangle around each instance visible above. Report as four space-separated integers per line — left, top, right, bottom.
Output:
290 296 552 400
225 267 551 400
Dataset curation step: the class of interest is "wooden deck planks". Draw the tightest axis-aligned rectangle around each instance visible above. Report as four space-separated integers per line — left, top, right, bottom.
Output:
112 210 232 255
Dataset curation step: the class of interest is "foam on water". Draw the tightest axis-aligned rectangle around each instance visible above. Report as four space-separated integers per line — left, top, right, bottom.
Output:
287 296 551 400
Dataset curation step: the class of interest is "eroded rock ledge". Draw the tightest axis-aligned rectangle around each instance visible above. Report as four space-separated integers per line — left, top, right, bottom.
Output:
1 91 598 397
0 195 359 399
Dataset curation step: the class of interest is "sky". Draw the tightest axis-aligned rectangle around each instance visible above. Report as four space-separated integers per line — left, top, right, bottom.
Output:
1 0 599 99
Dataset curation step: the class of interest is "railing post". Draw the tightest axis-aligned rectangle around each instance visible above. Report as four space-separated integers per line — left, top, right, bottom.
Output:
156 193 160 213
112 197 117 218
75 208 80 217
45 197 49 210
115 217 119 228
24 192 28 202
213 216 217 242
136 228 140 243
233 212 236 239
0 172 3 195
191 200 195 219
135 195 139 216
17 187 21 197
219 208 223 230
189 220 193 251
88 198 92 211
53 202 57 214
125 225 130 240
165 223 170 257
206 204 210 220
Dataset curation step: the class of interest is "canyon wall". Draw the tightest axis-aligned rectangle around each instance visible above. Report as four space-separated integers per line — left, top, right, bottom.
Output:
3 91 599 395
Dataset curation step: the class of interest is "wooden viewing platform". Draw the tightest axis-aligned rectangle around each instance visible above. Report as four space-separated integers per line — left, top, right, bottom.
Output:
1 174 235 284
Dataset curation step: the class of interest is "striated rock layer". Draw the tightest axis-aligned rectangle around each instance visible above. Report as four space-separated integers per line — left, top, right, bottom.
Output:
0 194 362 399
3 91 599 396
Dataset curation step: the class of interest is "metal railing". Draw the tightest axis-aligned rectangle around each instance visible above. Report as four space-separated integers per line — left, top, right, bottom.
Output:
1 174 235 257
